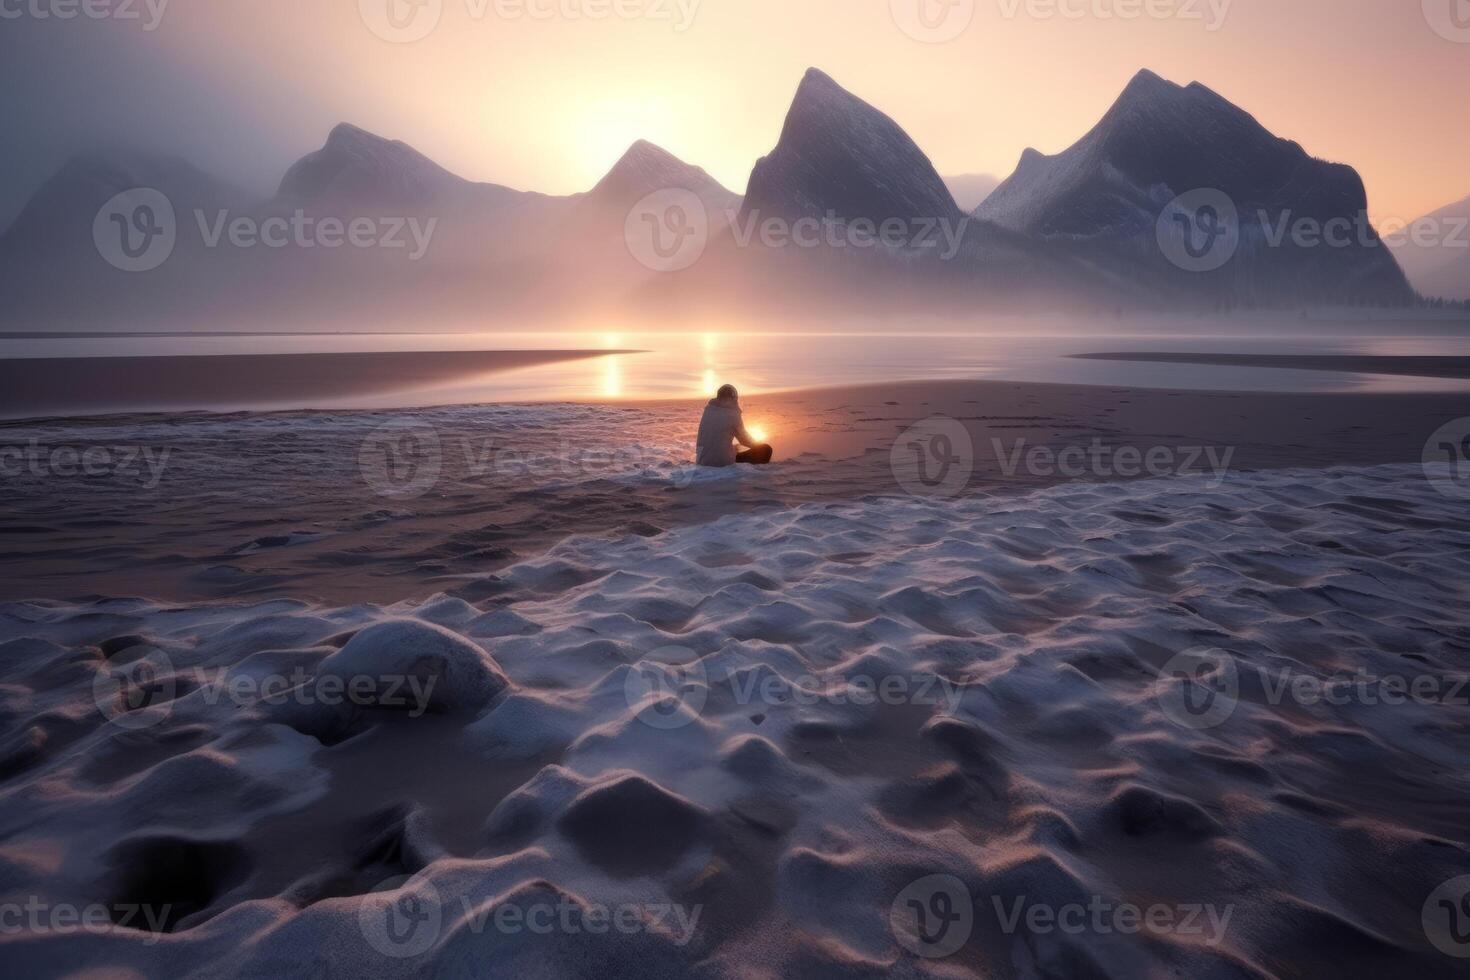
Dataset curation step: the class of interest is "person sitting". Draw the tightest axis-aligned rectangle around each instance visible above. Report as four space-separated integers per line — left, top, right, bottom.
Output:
695 384 773 467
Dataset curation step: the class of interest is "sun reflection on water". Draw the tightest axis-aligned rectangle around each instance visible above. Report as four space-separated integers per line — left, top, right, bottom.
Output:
601 360 623 398
701 333 720 396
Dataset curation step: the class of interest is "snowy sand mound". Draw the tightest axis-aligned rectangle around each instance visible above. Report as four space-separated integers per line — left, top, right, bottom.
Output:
322 618 512 714
1 465 1469 977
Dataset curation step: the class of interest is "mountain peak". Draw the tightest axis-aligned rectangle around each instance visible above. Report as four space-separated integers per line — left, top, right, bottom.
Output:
786 68 874 121
324 122 401 152
1 148 245 258
1106 71 1249 131
794 67 841 98
976 71 1412 305
624 138 662 155
48 147 243 203
1120 68 1181 101
609 140 683 172
1103 69 1197 125
741 68 960 223
278 124 466 206
588 140 736 206
981 70 1343 236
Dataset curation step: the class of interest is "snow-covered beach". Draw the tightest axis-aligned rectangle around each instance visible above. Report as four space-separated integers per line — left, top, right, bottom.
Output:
2 377 1470 977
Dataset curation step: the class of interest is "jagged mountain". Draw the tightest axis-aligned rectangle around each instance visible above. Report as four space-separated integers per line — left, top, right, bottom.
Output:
645 69 1113 315
585 140 739 212
1390 194 1470 302
0 69 1434 325
0 148 248 260
981 70 1356 235
276 123 529 211
977 69 1413 307
574 140 742 255
692 68 1123 313
0 149 262 328
740 69 961 225
0 135 559 328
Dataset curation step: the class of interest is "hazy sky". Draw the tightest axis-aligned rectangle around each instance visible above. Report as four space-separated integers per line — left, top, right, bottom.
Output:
3 0 1468 228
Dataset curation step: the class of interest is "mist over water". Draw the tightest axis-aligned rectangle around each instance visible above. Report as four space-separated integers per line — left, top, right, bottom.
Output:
5 318 1470 418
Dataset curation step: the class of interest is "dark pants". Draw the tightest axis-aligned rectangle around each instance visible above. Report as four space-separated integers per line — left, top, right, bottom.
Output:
737 444 774 465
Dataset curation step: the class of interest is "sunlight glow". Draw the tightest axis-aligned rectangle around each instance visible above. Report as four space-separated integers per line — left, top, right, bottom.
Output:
104 4 1470 223
601 358 622 398
562 97 679 189
701 334 720 396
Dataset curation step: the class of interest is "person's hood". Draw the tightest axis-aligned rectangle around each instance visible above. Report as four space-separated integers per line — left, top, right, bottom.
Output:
707 398 739 411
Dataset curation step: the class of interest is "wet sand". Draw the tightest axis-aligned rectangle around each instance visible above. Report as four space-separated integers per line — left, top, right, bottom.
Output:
0 349 638 418
1 377 1465 605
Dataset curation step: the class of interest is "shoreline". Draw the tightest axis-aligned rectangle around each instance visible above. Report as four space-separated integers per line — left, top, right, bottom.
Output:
1073 351 1470 379
4 330 1470 421
1 377 1464 605
5 367 1470 426
0 349 642 419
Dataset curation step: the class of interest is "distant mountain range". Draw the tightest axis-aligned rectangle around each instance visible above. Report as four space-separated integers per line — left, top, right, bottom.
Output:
276 122 532 213
0 66 1452 327
978 69 1413 307
1390 194 1470 303
1 149 250 260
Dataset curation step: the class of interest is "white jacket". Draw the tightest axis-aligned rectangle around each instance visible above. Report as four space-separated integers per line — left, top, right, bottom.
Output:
695 398 757 467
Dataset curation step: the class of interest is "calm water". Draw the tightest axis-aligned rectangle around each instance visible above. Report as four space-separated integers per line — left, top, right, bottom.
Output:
4 324 1470 416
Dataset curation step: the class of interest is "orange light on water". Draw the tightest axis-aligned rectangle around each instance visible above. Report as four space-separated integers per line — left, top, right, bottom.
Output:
600 358 622 398
747 425 768 444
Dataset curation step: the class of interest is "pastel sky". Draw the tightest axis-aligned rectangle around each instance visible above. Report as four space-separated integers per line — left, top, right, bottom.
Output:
3 0 1468 227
